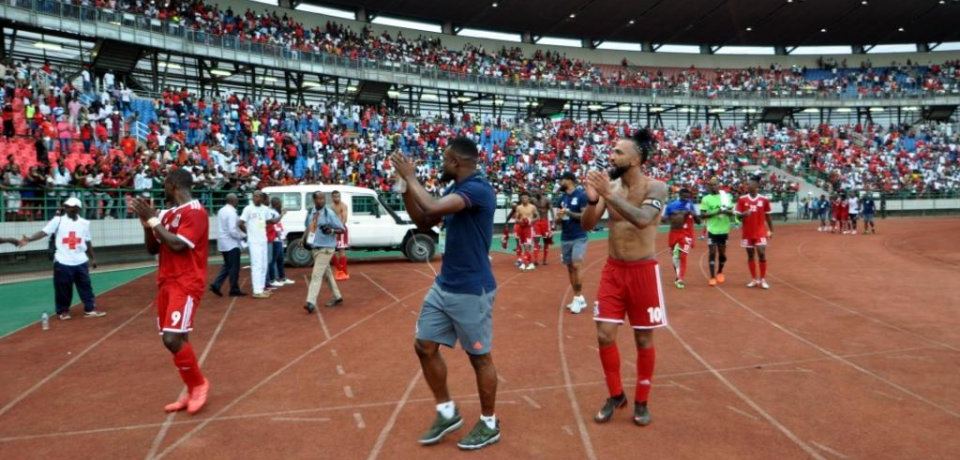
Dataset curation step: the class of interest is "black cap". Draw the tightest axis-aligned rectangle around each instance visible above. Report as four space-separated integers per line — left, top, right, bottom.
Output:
560 171 577 182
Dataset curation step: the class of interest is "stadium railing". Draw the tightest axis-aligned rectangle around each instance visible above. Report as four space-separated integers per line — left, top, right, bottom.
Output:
2 186 956 224
5 0 960 106
0 187 539 223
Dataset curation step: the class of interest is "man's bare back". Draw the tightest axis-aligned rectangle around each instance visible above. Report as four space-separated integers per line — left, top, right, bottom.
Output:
605 177 666 261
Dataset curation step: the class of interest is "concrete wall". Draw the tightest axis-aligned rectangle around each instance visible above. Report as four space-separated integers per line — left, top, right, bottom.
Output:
218 0 960 68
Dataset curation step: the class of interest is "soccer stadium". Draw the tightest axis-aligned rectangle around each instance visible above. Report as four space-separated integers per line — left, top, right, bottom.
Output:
0 0 958 458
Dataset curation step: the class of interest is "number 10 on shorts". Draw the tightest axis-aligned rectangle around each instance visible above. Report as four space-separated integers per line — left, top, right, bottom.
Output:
647 307 665 324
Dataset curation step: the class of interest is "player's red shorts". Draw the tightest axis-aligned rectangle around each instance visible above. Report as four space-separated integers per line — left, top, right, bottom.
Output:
595 258 668 329
838 211 849 221
533 218 551 240
741 237 768 248
336 226 349 249
156 282 199 334
513 222 533 246
668 230 694 253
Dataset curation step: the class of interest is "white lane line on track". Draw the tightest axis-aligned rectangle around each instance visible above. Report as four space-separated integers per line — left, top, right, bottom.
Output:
0 302 154 417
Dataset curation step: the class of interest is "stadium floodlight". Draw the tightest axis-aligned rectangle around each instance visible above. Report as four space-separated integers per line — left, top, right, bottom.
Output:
493 99 505 105
295 4 356 21
387 90 402 98
210 69 232 77
456 96 472 103
902 106 920 112
33 41 62 51
802 108 820 113
302 81 324 88
261 76 278 83
346 85 358 92
526 101 539 107
868 107 885 112
618 105 631 112
649 106 666 112
835 108 852 113
742 108 759 113
421 94 439 101
709 108 726 113
158 62 182 70
587 104 604 111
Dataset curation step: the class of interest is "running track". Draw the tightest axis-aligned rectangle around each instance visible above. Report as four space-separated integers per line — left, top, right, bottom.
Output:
0 218 958 460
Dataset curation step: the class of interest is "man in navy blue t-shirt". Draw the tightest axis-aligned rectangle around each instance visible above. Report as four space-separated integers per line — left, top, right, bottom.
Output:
391 137 501 450
860 193 877 234
556 171 590 313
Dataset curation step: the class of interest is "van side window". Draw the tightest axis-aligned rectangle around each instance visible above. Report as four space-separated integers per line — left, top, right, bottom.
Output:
280 193 302 210
352 195 379 216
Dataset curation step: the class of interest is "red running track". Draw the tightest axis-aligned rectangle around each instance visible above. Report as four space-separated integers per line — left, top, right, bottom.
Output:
0 218 958 460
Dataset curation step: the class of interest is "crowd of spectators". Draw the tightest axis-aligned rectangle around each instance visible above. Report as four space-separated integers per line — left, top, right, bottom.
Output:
43 0 960 97
0 27 957 222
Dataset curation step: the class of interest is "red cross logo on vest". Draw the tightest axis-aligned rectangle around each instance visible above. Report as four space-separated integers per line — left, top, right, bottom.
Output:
61 231 82 250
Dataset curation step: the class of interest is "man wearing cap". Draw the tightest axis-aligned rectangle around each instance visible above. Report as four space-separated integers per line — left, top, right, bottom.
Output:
20 197 106 320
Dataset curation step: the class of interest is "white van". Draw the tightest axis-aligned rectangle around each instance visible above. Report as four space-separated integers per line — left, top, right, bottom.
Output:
261 184 437 265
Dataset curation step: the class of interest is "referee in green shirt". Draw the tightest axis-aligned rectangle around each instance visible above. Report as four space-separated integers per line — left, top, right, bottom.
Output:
699 179 734 286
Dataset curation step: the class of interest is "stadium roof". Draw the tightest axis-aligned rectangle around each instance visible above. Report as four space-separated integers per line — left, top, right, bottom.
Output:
307 0 960 49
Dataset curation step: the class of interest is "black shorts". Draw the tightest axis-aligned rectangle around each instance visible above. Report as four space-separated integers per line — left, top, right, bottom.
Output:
707 233 729 247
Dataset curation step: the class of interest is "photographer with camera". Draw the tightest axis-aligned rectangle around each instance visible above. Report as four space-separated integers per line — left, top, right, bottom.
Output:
302 191 345 313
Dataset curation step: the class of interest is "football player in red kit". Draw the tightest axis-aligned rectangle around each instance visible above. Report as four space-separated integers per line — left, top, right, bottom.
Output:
130 168 211 414
735 176 774 289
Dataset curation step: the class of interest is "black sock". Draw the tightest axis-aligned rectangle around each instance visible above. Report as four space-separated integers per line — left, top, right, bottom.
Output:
708 258 716 278
718 254 727 273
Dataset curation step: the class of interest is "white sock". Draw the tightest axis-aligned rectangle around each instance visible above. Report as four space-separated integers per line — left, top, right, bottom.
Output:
437 401 455 419
480 414 497 430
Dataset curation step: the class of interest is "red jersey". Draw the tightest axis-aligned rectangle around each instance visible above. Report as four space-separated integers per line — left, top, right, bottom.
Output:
735 194 771 239
157 200 209 295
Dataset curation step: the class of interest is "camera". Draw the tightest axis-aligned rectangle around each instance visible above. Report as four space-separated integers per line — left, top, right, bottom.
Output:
320 225 334 235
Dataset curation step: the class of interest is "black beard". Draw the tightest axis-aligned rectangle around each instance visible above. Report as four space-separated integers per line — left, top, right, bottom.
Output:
608 164 631 180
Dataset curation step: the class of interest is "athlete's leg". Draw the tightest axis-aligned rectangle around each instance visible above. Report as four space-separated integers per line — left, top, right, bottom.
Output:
468 353 498 417
415 339 451 404
708 244 717 279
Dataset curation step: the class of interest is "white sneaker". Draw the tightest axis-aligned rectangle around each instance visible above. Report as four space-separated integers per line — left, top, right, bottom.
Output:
760 279 770 290
524 263 536 271
282 279 296 285
270 281 284 288
567 297 585 314
746 279 759 288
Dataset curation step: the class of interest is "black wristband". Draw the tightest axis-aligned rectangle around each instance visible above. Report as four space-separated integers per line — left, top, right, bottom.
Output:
587 199 599 205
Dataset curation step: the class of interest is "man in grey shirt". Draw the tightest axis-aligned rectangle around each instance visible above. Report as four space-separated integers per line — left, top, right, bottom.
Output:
302 191 344 313
210 194 247 297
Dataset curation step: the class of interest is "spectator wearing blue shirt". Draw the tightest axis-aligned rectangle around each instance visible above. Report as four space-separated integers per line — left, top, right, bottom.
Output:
391 137 501 451
302 191 344 312
556 171 590 313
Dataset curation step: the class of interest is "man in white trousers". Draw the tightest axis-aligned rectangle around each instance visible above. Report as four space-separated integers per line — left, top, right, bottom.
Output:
239 191 277 299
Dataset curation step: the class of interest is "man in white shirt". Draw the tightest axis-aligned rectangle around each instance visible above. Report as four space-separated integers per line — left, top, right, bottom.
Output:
847 193 860 234
19 197 106 320
210 193 248 297
239 191 277 298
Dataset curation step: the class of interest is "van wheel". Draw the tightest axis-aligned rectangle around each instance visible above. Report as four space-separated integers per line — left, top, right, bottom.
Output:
287 238 314 267
404 234 435 262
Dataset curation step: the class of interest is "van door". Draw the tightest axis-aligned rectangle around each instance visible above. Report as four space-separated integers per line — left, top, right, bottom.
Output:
347 193 388 246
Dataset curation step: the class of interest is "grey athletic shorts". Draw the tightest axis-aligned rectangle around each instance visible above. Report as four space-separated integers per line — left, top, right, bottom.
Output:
416 283 496 355
561 237 588 264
